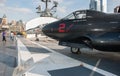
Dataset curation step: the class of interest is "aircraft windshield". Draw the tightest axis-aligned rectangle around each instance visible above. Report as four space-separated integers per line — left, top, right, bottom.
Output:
63 10 86 20
63 13 75 20
75 11 86 19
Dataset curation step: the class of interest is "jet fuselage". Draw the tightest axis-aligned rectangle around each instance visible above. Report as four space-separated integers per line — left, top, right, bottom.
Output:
42 10 120 52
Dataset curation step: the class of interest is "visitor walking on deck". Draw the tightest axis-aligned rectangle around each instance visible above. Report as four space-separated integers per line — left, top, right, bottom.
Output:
2 30 6 42
10 31 14 41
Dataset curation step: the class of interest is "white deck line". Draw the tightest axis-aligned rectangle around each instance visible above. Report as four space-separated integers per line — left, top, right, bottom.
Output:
18 39 32 61
30 41 117 76
16 38 34 72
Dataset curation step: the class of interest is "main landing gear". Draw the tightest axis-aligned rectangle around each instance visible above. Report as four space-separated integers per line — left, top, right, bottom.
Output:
71 47 81 54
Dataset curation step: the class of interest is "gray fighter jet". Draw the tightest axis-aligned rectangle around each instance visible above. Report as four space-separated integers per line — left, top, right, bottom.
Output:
42 10 120 53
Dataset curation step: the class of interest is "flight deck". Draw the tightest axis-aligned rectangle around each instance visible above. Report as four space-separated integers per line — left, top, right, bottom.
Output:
14 36 120 76
0 36 17 76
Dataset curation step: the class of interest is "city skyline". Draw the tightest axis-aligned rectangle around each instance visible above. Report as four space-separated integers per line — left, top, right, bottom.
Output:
0 0 120 22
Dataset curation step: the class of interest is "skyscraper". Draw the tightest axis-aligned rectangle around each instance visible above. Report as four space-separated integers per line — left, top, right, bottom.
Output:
89 0 107 12
101 0 107 12
90 0 98 11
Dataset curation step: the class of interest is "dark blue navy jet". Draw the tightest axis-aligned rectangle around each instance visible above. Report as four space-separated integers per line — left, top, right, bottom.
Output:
42 10 120 53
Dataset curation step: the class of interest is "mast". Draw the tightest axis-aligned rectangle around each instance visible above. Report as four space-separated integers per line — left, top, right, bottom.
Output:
36 0 58 17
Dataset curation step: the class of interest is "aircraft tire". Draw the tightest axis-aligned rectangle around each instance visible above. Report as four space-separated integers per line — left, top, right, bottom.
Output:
71 47 81 54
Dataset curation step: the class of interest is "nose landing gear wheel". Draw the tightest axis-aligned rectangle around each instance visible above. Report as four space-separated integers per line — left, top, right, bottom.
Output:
71 47 81 54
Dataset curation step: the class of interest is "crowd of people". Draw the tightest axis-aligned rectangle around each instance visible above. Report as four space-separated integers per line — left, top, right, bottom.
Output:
1 30 27 43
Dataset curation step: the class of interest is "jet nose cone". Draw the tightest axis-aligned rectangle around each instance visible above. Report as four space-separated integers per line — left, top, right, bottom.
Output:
42 25 48 35
42 21 58 39
42 24 52 36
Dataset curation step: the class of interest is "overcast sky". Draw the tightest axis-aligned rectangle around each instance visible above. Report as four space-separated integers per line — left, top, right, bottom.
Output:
0 0 120 22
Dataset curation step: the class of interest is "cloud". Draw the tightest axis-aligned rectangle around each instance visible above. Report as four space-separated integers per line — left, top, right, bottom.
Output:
54 0 63 3
8 7 32 14
0 5 32 14
57 7 67 13
0 0 6 3
55 0 75 18
0 0 32 14
0 0 6 6
32 0 41 6
0 3 5 6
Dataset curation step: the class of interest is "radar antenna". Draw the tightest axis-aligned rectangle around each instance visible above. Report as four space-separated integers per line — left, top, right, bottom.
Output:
36 0 58 17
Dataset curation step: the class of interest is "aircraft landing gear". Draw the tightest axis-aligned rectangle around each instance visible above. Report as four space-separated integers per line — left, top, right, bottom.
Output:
71 47 81 54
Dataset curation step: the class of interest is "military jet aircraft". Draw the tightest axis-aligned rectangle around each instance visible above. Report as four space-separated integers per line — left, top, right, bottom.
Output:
42 10 120 53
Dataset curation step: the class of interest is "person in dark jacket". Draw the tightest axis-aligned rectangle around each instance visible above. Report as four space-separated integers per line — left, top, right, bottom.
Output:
2 30 6 42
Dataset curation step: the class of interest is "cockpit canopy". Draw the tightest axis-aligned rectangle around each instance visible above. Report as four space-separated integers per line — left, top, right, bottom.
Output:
62 10 120 21
63 10 86 20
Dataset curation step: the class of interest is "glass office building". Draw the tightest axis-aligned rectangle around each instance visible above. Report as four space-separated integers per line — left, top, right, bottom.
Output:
90 0 107 12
